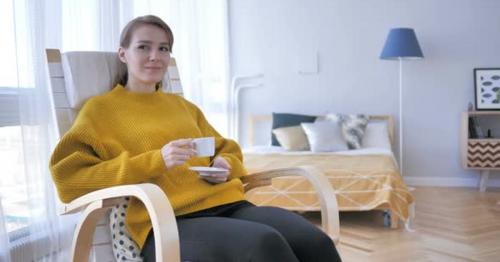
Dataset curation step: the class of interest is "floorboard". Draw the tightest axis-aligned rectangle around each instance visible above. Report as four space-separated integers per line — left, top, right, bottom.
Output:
303 187 500 261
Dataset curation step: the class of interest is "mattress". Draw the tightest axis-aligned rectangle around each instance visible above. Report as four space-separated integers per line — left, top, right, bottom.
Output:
243 147 414 223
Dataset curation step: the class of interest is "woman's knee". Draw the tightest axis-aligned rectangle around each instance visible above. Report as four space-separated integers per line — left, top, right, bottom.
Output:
248 226 299 262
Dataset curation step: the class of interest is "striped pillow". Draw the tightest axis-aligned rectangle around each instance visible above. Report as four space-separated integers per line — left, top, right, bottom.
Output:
326 114 369 149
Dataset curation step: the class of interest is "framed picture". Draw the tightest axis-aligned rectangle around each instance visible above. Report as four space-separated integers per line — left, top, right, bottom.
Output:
474 68 500 110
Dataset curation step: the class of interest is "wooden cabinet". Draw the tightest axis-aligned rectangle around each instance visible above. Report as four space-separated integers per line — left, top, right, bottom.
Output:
461 111 500 191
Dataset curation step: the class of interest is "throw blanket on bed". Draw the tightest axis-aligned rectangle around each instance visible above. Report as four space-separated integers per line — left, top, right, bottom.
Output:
244 153 414 222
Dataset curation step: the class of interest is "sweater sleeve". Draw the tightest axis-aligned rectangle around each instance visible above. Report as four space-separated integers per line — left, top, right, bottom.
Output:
50 122 167 203
192 105 247 180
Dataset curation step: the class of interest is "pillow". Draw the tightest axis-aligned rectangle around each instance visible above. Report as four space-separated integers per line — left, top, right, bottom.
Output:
362 121 392 150
109 197 143 261
325 113 369 149
301 121 348 152
271 113 317 146
272 125 309 151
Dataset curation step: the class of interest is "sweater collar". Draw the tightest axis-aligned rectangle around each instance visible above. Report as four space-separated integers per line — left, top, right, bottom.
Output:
113 84 163 97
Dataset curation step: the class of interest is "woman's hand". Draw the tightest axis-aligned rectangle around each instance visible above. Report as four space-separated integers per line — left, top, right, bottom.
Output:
161 138 196 170
203 156 231 184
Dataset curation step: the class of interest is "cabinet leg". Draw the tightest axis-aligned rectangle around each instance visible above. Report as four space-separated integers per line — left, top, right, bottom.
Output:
478 170 490 192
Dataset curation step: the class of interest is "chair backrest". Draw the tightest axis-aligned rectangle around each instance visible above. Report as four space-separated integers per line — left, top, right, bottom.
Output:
45 49 183 261
46 49 183 136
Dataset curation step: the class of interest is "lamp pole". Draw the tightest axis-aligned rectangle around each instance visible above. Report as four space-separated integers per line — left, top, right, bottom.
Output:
399 58 403 176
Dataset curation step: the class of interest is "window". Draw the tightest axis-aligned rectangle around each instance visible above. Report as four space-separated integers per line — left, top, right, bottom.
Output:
0 0 18 88
0 126 27 233
0 0 29 234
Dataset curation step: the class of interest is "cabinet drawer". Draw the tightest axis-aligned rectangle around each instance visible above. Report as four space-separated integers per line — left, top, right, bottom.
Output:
467 140 500 168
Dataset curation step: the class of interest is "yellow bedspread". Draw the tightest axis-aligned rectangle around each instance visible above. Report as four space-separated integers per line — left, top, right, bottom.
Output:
244 153 414 222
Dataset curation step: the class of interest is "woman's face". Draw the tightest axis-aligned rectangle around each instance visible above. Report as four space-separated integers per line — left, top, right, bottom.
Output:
118 24 171 89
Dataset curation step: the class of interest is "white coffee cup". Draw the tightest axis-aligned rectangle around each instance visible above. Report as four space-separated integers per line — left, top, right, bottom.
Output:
192 137 215 157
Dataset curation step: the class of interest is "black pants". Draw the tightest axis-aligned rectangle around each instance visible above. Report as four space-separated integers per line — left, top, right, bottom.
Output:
141 201 341 262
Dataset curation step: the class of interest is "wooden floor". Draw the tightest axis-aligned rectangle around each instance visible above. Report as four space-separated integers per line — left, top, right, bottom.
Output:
304 187 500 262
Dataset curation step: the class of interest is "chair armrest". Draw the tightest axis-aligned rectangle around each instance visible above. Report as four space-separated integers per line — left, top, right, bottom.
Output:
63 183 180 262
241 166 340 244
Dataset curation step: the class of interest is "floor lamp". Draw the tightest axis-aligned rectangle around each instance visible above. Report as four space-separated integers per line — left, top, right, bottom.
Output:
380 28 424 176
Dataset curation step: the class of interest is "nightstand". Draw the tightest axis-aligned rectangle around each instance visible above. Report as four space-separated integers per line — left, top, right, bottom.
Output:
461 111 500 191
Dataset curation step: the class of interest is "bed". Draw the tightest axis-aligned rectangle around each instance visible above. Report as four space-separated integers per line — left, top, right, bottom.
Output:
242 114 414 228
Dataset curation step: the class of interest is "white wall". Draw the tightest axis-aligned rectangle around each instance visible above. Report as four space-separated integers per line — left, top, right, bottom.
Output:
228 0 500 185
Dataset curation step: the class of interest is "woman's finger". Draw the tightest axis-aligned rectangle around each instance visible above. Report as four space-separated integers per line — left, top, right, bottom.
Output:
203 176 227 184
170 138 194 148
212 157 231 169
169 147 196 156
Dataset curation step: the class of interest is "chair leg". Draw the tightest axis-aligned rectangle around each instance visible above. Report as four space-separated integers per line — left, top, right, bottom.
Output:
71 201 110 262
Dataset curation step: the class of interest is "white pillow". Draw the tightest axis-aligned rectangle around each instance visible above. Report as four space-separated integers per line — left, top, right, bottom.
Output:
361 121 392 150
109 198 142 261
301 121 348 152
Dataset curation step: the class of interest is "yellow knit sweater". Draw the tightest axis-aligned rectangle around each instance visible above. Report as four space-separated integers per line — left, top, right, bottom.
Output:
50 84 247 248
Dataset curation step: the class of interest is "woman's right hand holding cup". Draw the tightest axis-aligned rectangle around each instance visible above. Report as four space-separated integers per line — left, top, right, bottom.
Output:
161 138 196 169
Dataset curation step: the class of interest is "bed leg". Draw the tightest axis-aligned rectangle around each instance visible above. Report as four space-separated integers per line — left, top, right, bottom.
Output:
383 211 390 227
390 209 399 229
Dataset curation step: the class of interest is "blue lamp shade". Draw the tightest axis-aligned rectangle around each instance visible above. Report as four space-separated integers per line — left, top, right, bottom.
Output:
380 28 424 60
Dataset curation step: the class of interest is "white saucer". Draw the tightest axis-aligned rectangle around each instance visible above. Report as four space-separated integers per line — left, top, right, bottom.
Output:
189 166 229 176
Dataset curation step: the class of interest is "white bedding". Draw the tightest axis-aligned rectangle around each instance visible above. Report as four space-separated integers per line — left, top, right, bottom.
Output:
243 145 393 156
243 145 401 183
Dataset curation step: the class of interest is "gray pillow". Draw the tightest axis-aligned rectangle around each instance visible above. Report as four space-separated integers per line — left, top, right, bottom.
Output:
326 114 369 149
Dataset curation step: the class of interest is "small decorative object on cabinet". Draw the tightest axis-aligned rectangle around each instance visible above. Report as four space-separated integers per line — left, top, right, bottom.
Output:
461 111 500 191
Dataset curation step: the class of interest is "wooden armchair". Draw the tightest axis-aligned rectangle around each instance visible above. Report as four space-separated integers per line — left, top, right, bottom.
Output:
46 49 339 262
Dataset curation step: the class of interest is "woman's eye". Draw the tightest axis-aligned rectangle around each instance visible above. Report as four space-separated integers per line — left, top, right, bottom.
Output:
160 46 170 52
137 45 150 51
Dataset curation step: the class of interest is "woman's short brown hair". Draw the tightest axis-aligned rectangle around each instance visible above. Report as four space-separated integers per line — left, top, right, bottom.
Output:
118 15 174 88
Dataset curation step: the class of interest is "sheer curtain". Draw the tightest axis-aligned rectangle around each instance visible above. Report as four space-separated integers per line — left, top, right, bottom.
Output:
61 0 231 135
172 0 231 137
0 198 11 261
0 0 230 260
1 0 75 261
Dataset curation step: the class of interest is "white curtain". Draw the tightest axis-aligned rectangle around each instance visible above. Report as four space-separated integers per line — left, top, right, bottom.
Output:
0 198 11 262
0 0 76 261
0 0 230 260
173 0 231 137
60 0 231 136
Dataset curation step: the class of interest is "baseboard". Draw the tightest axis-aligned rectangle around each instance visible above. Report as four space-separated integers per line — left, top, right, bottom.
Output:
404 176 500 188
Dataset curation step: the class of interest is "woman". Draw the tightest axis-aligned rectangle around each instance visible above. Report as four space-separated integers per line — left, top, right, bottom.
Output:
50 15 341 262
